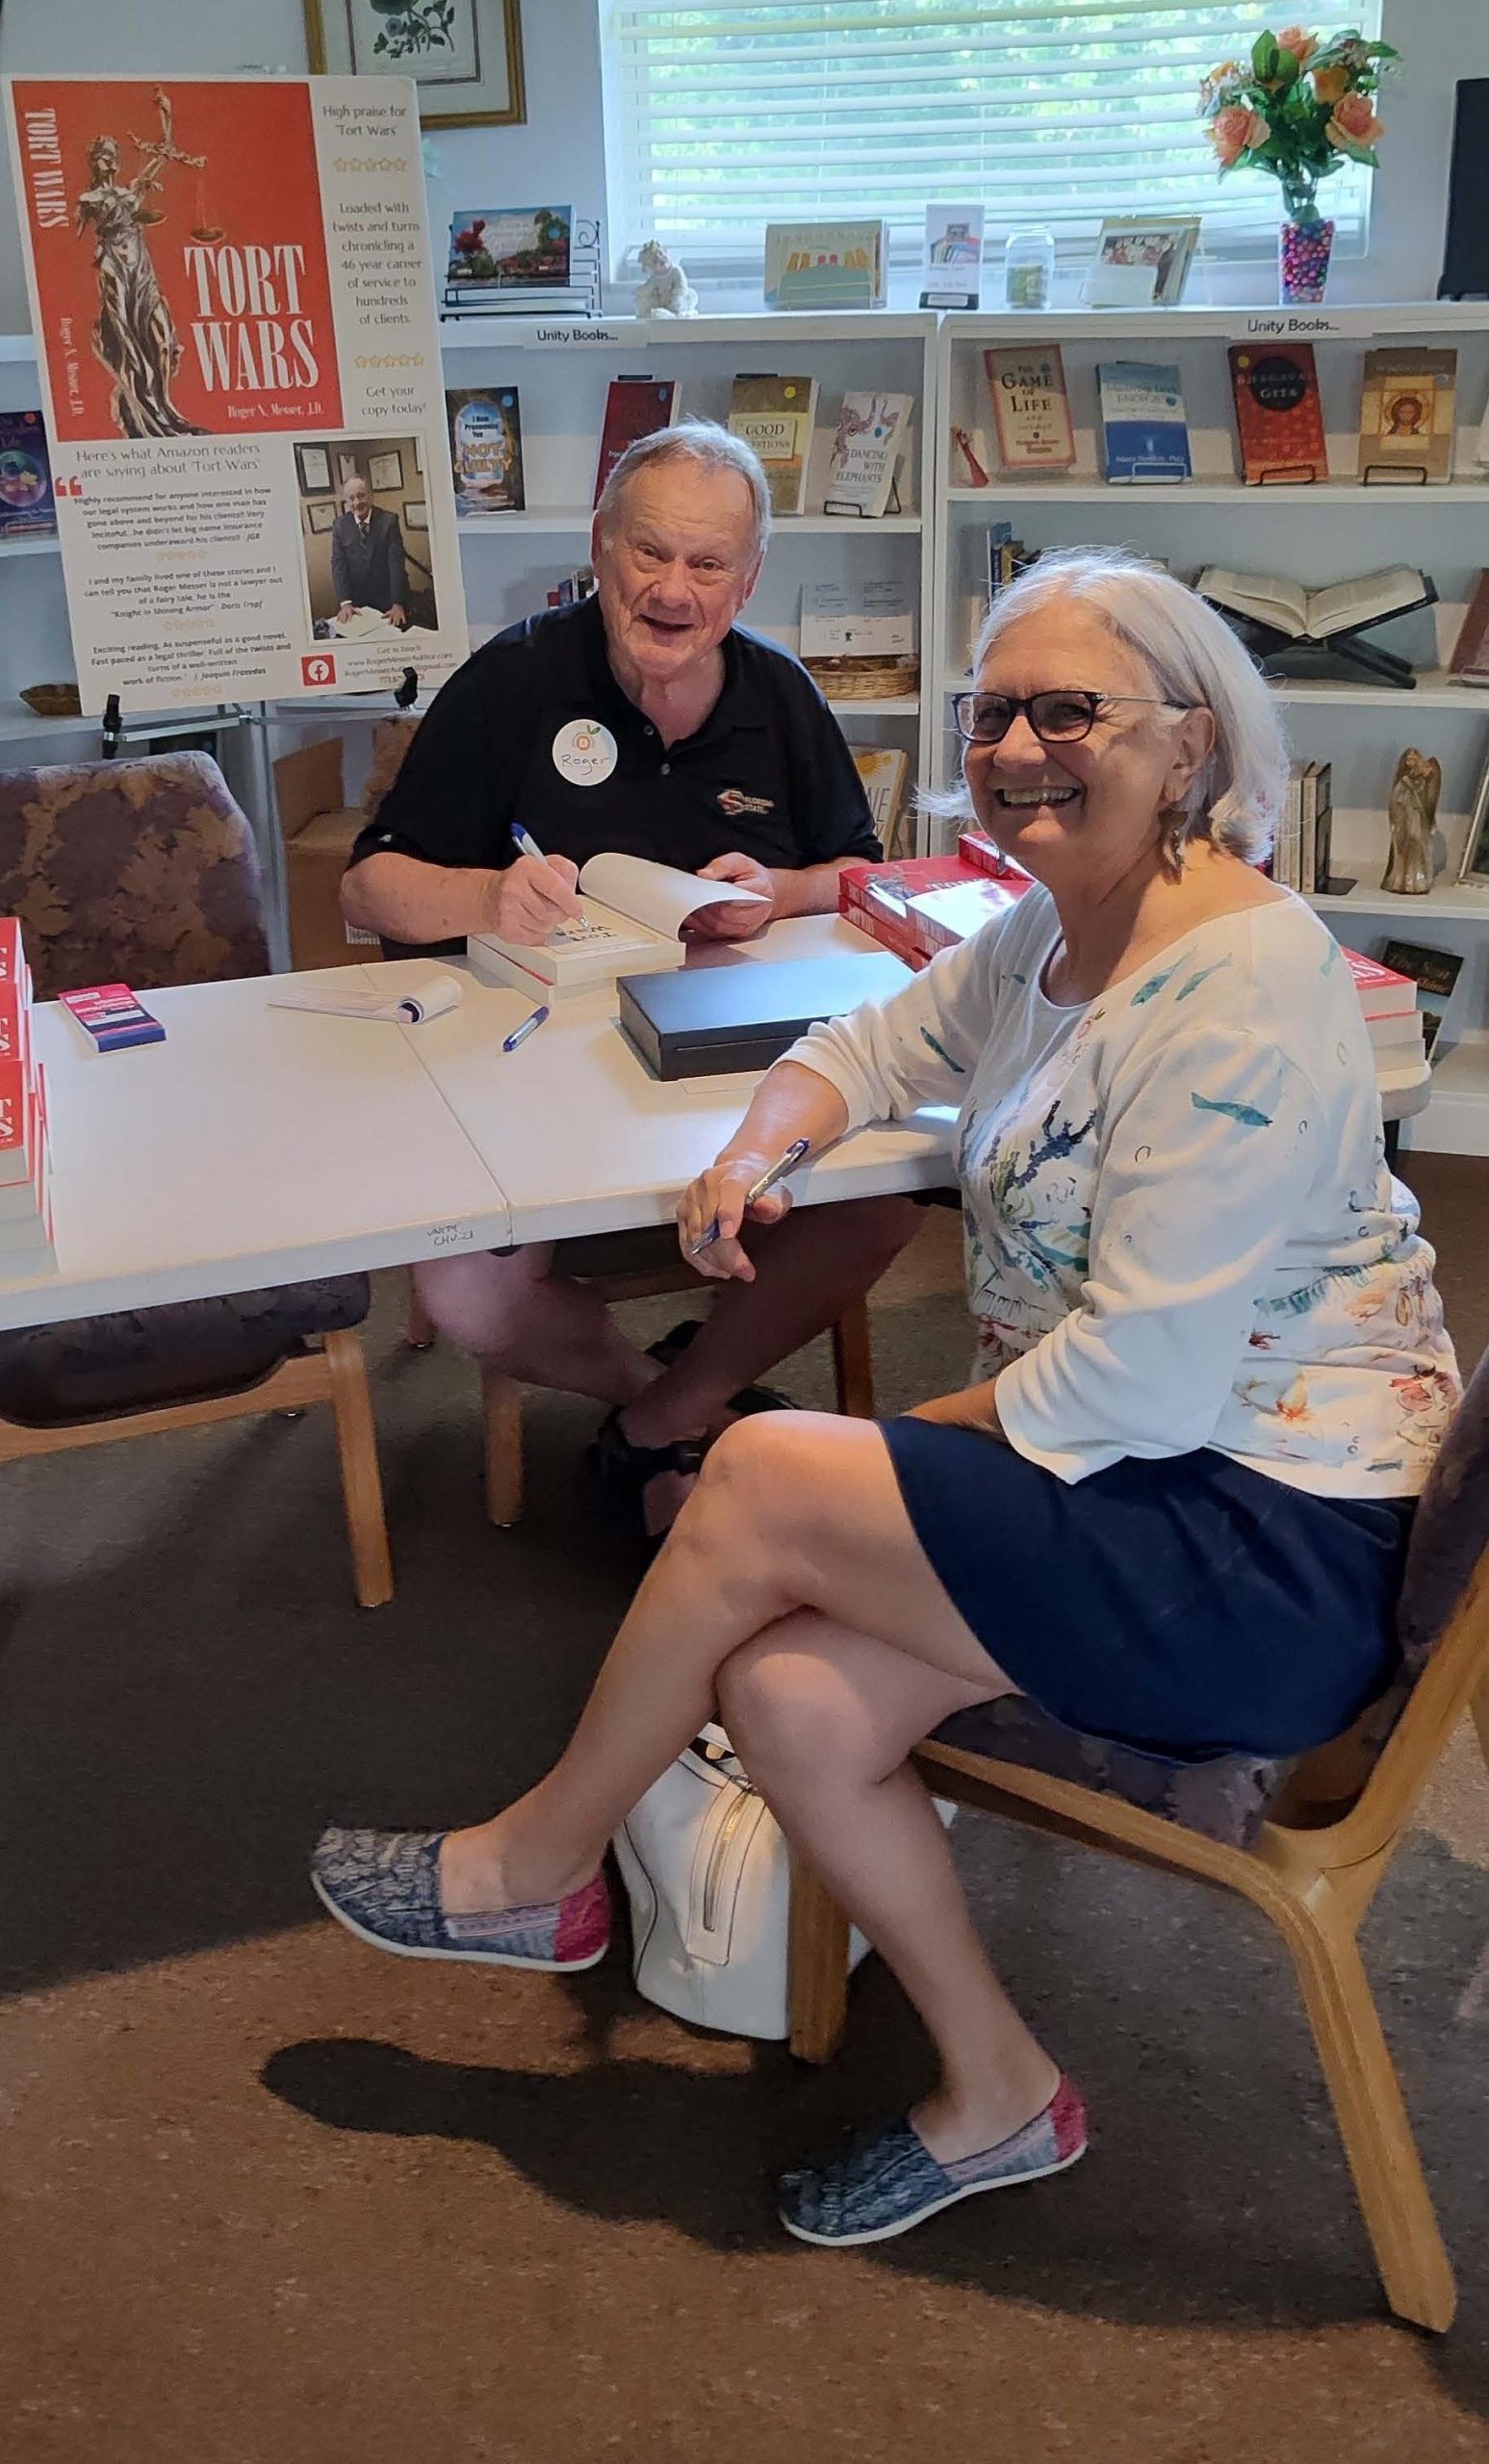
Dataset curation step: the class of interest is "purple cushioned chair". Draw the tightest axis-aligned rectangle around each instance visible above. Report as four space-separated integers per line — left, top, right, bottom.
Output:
0 752 392 1606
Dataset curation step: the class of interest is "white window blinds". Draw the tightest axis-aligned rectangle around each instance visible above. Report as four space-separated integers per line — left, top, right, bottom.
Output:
603 3 1377 273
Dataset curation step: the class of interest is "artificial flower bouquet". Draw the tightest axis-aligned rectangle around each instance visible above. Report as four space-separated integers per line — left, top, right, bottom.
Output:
1199 26 1397 223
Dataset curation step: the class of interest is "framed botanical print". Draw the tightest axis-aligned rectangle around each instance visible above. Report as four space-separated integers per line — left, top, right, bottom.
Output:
303 1 526 130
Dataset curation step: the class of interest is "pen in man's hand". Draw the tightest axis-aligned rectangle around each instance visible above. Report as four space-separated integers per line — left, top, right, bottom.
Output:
511 823 547 864
502 1004 550 1053
690 1138 811 1254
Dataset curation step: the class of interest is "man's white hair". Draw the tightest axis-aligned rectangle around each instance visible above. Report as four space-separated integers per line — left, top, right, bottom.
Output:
595 418 772 563
963 547 1290 862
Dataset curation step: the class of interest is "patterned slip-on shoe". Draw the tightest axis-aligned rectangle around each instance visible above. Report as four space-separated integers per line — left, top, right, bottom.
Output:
310 1827 610 1972
778 2077 1087 2249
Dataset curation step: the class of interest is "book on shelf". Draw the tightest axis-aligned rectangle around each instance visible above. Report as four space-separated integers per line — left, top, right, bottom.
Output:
1376 938 1464 1062
593 379 681 508
986 522 1037 606
1357 349 1457 485
1448 570 1489 684
1096 363 1192 483
762 219 887 311
839 854 1034 968
848 745 911 849
1198 564 1433 644
726 374 818 518
468 853 768 999
1303 759 1333 896
447 205 573 292
982 348 1076 473
1228 344 1328 484
0 411 55 536
446 388 525 514
545 563 597 609
824 391 912 518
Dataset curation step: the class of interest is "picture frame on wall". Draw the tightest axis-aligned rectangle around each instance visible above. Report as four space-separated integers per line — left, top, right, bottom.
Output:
306 500 337 533
336 450 361 491
295 443 333 494
1088 216 1200 308
303 0 526 130
368 449 404 493
404 500 429 529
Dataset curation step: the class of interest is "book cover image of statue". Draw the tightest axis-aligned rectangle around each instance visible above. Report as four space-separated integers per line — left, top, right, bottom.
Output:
76 87 208 439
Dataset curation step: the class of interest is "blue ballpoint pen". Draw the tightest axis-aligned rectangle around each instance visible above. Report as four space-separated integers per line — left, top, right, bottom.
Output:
502 1004 550 1052
689 1138 810 1254
511 823 547 863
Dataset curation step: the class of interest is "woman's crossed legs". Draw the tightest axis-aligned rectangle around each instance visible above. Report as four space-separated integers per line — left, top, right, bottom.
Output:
434 1409 1060 2162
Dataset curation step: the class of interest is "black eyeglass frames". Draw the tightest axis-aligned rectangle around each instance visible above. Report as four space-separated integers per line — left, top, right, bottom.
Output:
951 689 1194 746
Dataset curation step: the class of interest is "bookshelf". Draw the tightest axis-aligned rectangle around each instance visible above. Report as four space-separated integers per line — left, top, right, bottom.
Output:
441 311 937 781
932 302 1489 1156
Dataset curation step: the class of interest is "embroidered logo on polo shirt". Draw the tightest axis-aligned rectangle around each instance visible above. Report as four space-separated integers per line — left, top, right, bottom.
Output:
717 787 775 817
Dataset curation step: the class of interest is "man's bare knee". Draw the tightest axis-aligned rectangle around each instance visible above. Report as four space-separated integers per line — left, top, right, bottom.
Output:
411 1249 550 1362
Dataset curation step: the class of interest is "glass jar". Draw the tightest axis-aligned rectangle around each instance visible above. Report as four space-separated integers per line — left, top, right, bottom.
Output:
1003 227 1055 311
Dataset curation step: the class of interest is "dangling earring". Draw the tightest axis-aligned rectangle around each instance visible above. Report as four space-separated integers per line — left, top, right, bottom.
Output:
1159 803 1188 882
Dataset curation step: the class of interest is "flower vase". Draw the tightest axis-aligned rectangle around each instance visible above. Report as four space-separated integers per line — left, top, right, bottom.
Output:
1278 212 1334 306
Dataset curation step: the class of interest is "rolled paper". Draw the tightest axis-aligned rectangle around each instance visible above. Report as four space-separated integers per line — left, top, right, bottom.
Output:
396 971 464 1025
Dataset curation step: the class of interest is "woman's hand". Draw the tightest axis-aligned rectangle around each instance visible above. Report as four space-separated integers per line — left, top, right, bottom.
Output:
907 1381 1005 1436
675 1153 793 1283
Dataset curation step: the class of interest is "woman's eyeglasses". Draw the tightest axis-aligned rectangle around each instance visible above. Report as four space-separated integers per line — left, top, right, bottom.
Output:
951 689 1194 745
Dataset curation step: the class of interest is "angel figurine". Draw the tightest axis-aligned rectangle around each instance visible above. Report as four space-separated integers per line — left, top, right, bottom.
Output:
634 238 699 318
1381 747 1442 895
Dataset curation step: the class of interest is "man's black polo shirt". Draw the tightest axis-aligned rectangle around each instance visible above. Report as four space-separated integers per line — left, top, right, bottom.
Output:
346 593 881 879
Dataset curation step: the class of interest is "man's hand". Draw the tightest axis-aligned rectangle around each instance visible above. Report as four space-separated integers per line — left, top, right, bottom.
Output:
907 1382 1005 1436
336 600 354 624
479 852 581 944
388 603 408 629
684 850 779 941
675 1152 792 1283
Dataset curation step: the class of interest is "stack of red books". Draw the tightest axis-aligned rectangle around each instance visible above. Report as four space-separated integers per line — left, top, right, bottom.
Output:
839 834 1034 969
1344 950 1426 1065
0 918 55 1276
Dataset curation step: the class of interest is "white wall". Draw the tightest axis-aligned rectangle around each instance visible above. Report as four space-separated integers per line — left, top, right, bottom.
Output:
0 0 604 332
0 0 1482 325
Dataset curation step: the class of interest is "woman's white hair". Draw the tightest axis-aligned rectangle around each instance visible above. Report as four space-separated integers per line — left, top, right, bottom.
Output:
956 546 1290 863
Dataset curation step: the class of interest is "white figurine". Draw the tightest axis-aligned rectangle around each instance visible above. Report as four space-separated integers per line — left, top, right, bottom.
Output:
634 238 699 319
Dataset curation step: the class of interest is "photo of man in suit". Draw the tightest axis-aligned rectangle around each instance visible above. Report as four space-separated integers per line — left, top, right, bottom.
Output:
331 475 408 629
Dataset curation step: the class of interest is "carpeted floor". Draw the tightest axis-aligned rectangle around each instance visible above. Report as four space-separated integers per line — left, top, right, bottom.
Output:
1 1158 1486 2464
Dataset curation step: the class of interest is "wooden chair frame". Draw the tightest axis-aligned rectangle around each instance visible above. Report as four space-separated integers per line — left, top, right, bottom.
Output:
407 1272 877 1527
785 1546 1489 2332
0 1326 393 1609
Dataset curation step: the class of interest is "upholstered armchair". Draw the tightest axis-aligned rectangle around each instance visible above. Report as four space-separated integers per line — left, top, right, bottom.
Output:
0 752 392 1606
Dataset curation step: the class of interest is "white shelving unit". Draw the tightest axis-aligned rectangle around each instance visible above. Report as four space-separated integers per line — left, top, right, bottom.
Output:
933 303 1489 1156
437 311 938 787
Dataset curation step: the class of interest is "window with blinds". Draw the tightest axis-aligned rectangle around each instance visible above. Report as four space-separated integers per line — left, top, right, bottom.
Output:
602 3 1378 276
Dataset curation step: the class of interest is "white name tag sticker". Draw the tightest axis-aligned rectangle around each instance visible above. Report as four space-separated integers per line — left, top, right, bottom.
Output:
552 719 618 786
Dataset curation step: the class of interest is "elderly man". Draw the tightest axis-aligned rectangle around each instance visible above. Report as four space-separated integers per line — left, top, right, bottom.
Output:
342 420 918 1533
331 474 408 629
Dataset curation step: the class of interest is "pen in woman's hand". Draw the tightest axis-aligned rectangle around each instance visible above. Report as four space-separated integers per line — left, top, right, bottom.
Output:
689 1138 810 1254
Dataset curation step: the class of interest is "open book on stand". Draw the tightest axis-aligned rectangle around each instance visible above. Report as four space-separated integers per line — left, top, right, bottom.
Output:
1198 564 1436 687
468 854 767 998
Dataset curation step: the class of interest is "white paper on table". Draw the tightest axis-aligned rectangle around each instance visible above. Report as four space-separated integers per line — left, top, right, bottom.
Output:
269 970 464 1024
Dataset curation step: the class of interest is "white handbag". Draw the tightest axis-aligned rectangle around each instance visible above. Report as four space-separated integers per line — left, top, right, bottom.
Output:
613 1723 951 2041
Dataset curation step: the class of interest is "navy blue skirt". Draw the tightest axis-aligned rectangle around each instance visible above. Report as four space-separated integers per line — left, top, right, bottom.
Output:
882 1419 1410 1760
